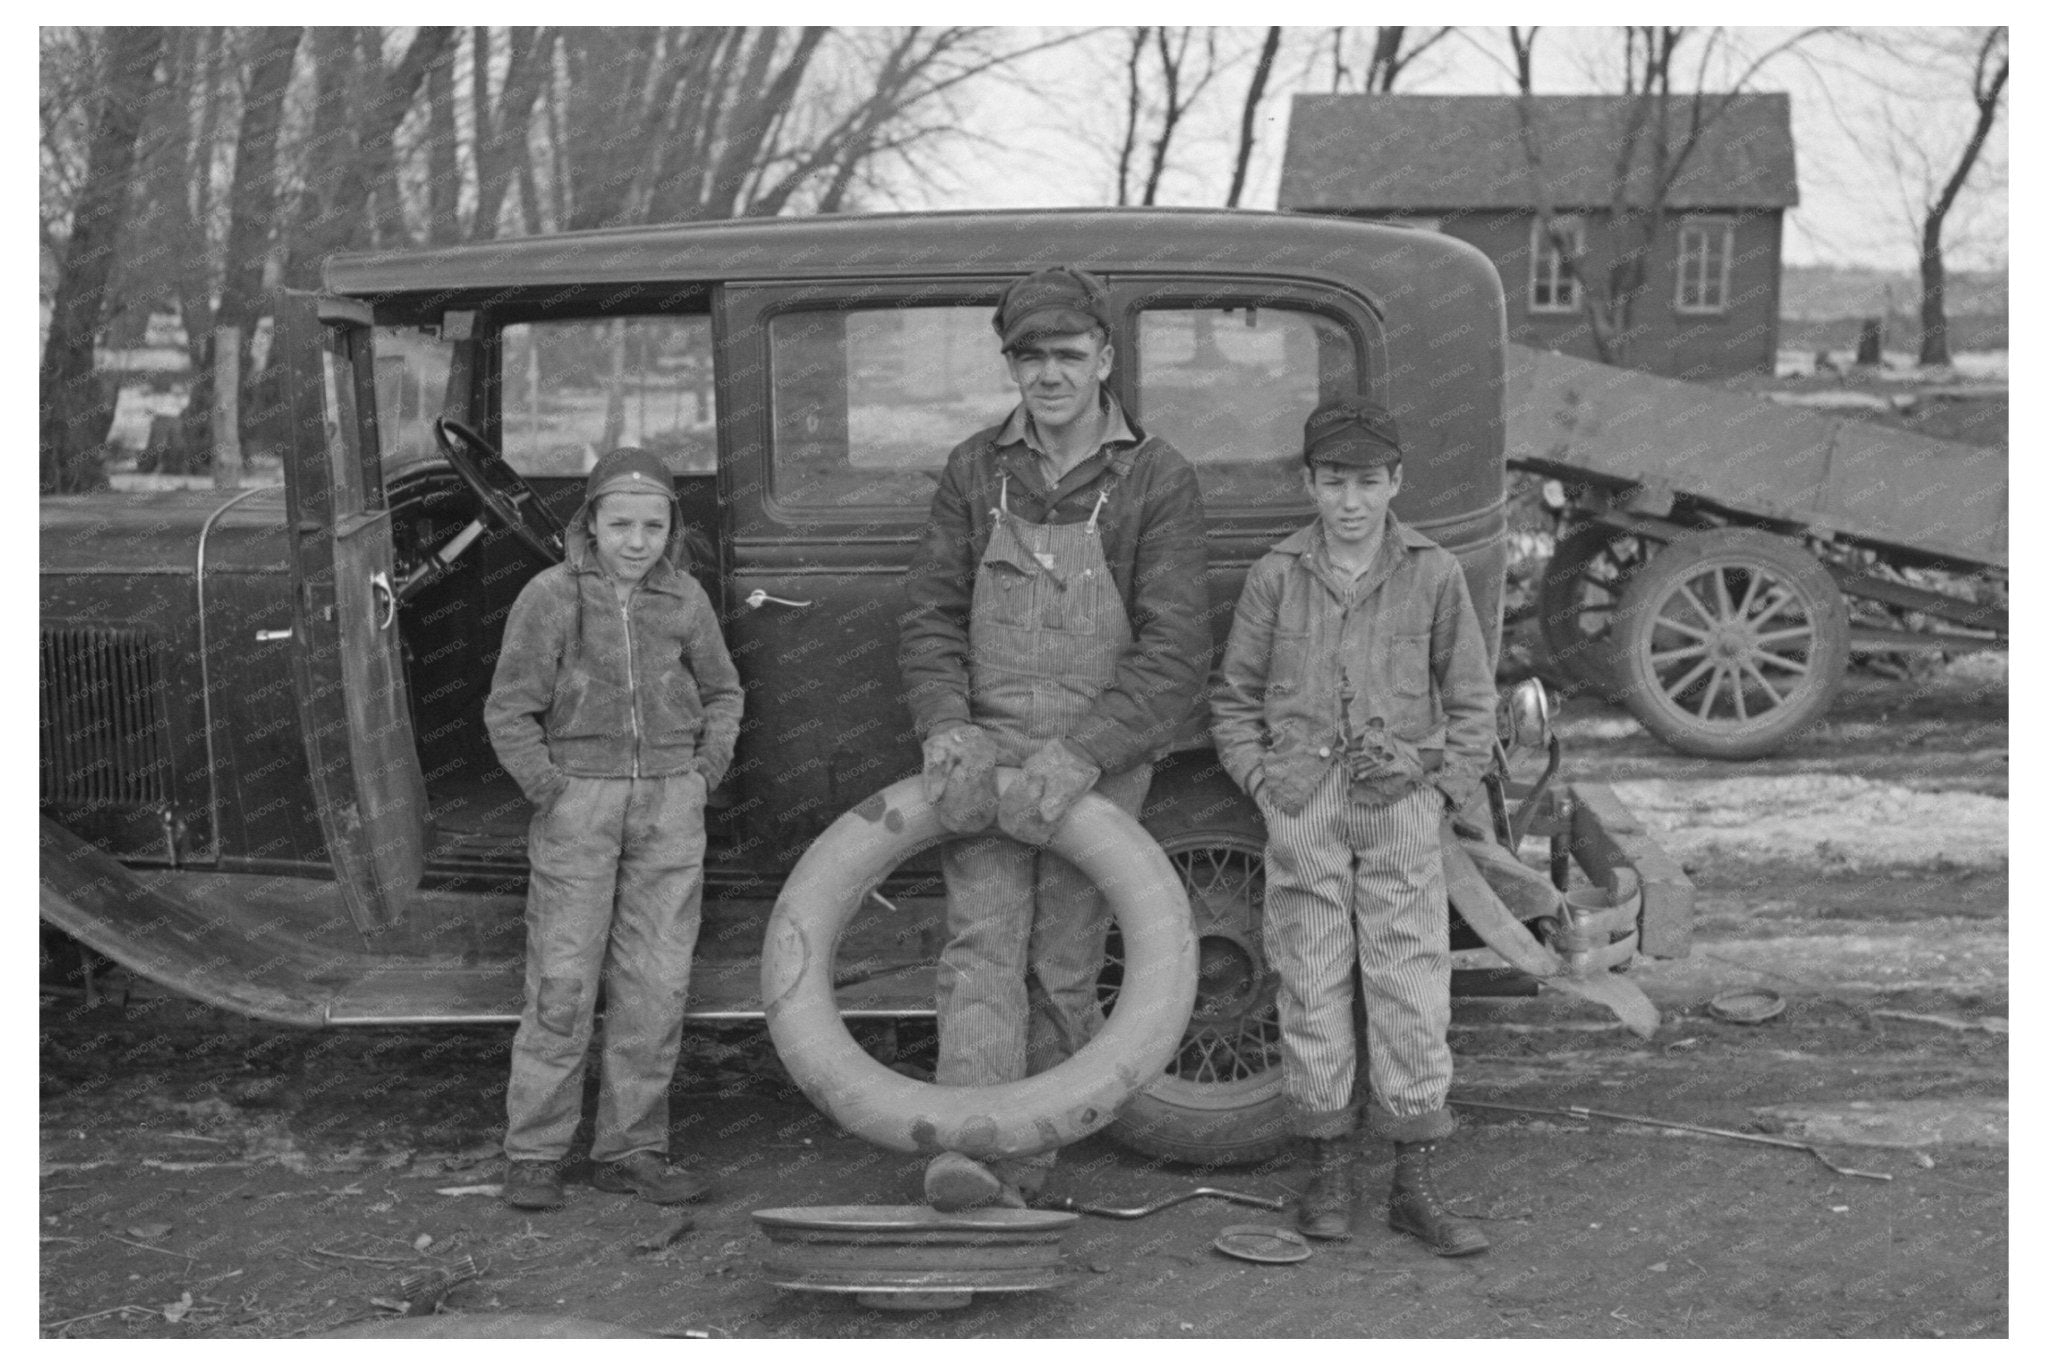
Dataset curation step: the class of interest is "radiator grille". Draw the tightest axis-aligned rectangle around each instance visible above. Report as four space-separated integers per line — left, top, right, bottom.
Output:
40 626 172 808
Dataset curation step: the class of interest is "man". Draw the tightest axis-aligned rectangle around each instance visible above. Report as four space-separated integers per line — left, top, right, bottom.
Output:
899 265 1211 1210
1209 400 1497 1254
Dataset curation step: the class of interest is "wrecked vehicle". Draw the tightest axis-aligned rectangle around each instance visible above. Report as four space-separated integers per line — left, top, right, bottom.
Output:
40 209 1691 1165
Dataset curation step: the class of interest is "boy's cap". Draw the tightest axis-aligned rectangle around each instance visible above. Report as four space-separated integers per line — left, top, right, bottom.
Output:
1303 400 1403 469
584 447 677 504
993 266 1112 350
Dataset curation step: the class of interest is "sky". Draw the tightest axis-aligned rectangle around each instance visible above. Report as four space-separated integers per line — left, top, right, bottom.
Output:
873 25 2009 274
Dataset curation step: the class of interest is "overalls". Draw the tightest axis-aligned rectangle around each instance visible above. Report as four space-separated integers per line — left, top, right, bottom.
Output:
934 475 1151 1184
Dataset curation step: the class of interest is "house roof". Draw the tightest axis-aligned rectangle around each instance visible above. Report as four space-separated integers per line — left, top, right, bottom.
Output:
1279 93 1798 213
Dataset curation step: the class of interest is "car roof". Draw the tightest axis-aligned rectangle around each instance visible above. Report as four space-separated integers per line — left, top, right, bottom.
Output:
322 207 1497 303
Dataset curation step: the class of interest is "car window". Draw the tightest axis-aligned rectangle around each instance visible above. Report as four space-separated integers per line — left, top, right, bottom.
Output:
374 325 457 472
1134 305 1357 508
501 317 717 478
768 306 1016 511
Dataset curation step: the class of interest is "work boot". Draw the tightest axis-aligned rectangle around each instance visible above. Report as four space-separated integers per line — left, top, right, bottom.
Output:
502 1158 566 1211
924 1152 1025 1212
1296 1137 1357 1241
592 1151 713 1205
1387 1140 1489 1257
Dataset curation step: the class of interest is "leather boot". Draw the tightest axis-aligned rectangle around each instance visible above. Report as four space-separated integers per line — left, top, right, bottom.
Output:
1296 1137 1357 1241
1387 1140 1489 1256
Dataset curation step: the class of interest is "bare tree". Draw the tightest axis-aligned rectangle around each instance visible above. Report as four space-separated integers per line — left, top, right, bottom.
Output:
1110 26 1236 206
40 26 165 494
1324 26 1454 93
469 27 555 241
1226 27 1283 208
1909 28 2008 367
1499 25 1824 366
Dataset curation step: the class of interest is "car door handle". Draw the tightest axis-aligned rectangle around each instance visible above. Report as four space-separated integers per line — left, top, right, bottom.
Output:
254 627 294 642
371 571 397 629
744 589 813 611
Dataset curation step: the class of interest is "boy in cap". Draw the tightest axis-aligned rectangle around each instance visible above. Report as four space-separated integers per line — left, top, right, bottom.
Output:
900 265 1210 1210
485 447 744 1211
1210 399 1496 1254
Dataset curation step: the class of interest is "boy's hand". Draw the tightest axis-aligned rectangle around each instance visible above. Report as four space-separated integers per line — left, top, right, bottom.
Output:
997 739 1101 845
922 723 999 833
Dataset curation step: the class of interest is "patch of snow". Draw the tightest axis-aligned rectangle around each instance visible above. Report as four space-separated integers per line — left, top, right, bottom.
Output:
1607 773 2007 869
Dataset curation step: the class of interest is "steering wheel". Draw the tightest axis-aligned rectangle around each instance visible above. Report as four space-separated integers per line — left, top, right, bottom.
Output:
430 415 568 567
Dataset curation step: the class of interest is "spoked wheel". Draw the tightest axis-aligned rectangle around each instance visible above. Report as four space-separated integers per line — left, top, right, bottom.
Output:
1536 523 1657 700
1102 825 1289 1167
1610 528 1850 759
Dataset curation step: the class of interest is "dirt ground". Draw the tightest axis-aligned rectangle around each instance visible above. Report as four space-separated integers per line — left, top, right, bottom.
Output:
39 660 2008 1339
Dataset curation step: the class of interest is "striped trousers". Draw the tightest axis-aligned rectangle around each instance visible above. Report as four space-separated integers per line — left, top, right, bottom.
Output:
1261 770 1457 1143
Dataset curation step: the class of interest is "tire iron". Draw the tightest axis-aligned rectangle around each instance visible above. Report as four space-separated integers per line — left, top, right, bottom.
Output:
1037 1187 1287 1220
1455 1099 1893 1180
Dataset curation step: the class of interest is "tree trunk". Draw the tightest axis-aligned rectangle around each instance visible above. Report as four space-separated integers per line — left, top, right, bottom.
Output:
216 26 301 452
40 26 164 494
1917 223 1949 369
1918 31 2008 368
1226 28 1282 208
470 27 553 241
426 41 460 243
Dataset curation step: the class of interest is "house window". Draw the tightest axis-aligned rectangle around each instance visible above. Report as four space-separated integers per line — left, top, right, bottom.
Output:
1675 218 1735 314
1528 217 1583 314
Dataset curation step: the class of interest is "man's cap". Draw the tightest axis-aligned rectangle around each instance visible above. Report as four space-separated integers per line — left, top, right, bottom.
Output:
584 446 678 505
993 266 1113 350
1303 399 1403 469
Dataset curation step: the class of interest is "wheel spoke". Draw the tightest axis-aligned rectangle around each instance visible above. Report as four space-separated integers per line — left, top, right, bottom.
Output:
1651 642 1709 664
1735 568 1764 620
1754 649 1811 675
1711 566 1736 619
1676 583 1722 629
1688 665 1726 719
1753 625 1813 645
1739 659 1786 708
1747 587 1796 629
1730 663 1749 721
1660 656 1716 700
1649 613 1715 643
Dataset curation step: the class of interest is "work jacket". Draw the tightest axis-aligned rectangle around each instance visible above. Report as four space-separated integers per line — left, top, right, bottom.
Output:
1211 515 1495 817
899 398 1211 775
485 503 744 807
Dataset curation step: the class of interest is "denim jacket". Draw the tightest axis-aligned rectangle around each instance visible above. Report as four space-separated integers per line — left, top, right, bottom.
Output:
1210 515 1495 817
485 503 744 808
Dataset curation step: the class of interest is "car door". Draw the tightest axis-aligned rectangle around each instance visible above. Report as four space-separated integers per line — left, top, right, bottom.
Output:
715 280 1019 858
275 291 427 931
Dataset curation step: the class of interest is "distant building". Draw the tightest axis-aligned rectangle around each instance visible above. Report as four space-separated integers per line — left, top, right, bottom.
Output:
1278 93 1798 380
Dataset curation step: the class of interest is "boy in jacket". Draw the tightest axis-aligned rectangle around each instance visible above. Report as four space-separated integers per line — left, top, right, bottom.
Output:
485 447 744 1211
1210 400 1495 1255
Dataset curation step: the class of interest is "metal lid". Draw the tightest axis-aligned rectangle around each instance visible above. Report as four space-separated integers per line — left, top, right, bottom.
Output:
1213 1223 1313 1264
1708 988 1786 1023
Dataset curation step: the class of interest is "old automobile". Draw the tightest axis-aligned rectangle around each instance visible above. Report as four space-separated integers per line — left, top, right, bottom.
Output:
40 209 1690 1164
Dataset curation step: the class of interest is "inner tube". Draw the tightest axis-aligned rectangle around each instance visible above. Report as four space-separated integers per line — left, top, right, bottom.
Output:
762 772 1197 1159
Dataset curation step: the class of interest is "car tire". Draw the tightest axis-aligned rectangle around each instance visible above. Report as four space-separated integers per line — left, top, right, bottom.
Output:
1536 523 1656 701
761 773 1198 1159
1609 527 1850 759
1104 801 1291 1168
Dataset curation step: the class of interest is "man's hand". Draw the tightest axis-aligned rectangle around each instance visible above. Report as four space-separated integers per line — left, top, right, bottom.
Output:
997 738 1102 846
922 723 999 833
